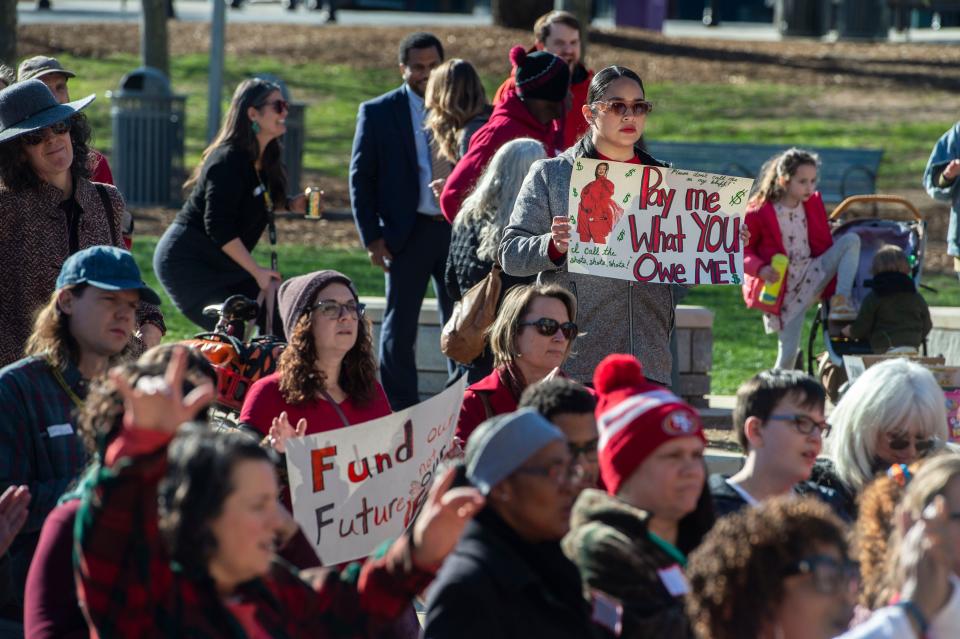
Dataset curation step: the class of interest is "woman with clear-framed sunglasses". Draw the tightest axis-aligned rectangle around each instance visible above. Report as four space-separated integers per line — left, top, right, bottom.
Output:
456 283 580 443
500 65 677 388
154 78 307 337
0 79 165 368
240 269 389 441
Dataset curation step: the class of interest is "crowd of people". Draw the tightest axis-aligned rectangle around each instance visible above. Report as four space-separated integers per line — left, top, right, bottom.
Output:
1 9 959 639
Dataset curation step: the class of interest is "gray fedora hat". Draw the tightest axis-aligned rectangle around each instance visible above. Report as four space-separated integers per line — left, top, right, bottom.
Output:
0 79 94 145
17 56 77 82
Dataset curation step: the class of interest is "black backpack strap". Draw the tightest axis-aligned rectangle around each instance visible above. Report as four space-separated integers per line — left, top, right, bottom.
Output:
95 183 119 247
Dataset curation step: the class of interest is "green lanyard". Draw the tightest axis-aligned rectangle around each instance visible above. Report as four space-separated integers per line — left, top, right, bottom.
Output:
647 531 687 567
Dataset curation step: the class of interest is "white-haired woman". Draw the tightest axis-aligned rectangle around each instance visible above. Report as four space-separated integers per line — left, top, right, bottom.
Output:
444 138 547 383
801 359 948 521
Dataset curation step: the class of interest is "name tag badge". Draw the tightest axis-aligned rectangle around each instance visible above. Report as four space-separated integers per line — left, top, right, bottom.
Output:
589 589 623 636
657 564 689 597
46 423 74 438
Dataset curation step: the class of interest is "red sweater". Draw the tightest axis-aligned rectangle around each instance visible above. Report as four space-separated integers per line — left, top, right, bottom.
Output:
239 372 392 437
440 92 561 223
23 499 86 639
741 192 836 312
456 368 521 443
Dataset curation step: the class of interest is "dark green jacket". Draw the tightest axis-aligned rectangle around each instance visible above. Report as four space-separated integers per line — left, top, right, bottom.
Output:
847 272 932 353
562 489 694 639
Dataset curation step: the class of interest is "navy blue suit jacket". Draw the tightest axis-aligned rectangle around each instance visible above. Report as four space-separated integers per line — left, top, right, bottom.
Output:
349 86 422 252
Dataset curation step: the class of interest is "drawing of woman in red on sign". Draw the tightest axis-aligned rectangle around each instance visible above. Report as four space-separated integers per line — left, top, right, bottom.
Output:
577 162 624 244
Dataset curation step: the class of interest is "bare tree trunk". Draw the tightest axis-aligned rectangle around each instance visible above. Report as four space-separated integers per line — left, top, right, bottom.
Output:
491 0 553 30
141 0 169 77
0 0 17 68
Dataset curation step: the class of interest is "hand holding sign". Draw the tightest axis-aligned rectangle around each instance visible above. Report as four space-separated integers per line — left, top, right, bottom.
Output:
410 466 484 570
551 216 572 254
113 347 215 433
269 411 308 454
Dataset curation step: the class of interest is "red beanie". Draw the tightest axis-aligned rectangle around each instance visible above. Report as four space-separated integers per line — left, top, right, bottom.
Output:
594 354 705 496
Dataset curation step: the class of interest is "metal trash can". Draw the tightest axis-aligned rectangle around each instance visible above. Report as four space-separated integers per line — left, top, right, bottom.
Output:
108 67 186 207
775 0 829 37
256 74 306 196
837 0 889 40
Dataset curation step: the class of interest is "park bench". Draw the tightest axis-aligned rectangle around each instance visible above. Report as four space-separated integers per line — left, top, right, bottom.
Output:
645 141 884 205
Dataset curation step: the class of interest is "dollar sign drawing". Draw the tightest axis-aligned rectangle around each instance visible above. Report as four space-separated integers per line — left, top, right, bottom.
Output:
569 216 576 225
575 160 583 171
622 192 631 204
617 229 625 242
572 187 579 197
731 273 741 284
625 168 637 178
729 189 746 205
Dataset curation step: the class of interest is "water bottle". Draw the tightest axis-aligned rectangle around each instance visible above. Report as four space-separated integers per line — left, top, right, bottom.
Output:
759 254 788 304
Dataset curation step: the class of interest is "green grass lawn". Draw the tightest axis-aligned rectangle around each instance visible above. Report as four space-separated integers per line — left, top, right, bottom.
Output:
135 237 960 394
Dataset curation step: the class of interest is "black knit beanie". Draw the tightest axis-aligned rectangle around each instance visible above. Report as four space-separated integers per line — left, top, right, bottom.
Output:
511 46 570 103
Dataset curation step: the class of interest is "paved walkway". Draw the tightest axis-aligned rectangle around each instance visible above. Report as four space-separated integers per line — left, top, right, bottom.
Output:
16 1 960 43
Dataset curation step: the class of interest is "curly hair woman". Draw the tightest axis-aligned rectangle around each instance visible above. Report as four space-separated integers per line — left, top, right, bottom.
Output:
0 79 164 368
686 496 857 639
239 270 390 437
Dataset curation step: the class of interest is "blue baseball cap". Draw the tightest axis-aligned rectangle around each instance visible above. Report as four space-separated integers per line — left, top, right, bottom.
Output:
56 245 162 305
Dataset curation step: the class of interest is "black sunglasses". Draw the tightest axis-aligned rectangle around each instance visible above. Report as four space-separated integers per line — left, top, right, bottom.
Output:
309 300 365 320
886 432 938 454
592 99 654 117
518 318 578 340
785 555 860 596
260 98 289 114
21 119 71 146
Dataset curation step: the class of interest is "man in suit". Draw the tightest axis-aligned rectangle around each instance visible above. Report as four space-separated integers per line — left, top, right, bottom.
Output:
350 32 452 410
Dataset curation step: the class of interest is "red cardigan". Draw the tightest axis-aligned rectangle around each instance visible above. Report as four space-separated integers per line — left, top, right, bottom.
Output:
455 368 521 443
741 192 836 312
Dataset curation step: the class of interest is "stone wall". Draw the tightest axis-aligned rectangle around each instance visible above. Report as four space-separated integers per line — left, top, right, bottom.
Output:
361 297 714 403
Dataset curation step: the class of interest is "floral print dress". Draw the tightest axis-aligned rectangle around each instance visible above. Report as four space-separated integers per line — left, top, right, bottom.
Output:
763 202 826 333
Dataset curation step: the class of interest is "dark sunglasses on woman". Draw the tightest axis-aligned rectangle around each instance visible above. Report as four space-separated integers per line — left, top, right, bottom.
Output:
592 99 654 117
262 99 289 114
21 119 72 146
886 431 938 455
518 318 579 340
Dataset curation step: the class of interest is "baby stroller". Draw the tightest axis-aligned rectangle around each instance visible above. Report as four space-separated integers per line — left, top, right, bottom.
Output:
805 195 927 394
180 294 286 431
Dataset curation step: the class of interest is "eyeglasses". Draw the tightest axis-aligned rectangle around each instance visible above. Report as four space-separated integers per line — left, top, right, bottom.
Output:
886 431 938 455
21 119 71 146
261 98 289 114
514 460 586 486
309 300 365 320
567 438 599 462
518 318 579 340
785 555 860 596
768 413 831 438
592 99 654 117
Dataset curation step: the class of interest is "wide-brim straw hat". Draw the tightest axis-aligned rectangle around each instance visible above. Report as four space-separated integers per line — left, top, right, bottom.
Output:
0 79 94 145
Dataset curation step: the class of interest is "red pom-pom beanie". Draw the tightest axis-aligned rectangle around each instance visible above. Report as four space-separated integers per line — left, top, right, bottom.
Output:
593 354 705 496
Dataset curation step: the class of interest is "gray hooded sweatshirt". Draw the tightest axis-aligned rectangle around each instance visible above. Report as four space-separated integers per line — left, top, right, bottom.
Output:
499 148 675 384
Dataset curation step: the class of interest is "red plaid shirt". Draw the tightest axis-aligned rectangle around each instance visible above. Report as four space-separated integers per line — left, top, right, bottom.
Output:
74 426 435 639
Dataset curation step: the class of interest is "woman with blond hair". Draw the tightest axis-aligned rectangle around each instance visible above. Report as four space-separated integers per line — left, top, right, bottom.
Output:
801 358 948 521
424 59 491 165
444 138 546 382
455 283 578 442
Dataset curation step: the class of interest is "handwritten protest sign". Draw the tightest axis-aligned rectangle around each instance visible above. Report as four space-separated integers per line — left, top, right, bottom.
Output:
285 377 466 566
567 158 754 285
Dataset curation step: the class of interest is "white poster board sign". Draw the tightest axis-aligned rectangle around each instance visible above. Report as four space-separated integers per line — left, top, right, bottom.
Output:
567 158 753 285
286 377 466 565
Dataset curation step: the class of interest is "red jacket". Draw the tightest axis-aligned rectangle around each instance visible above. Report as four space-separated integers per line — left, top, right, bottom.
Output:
494 61 594 150
440 92 560 223
741 192 836 313
456 368 520 443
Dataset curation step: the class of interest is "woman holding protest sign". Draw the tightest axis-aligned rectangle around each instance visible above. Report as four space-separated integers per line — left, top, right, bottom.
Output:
499 66 676 386
74 347 485 639
455 283 579 442
239 270 391 439
741 147 860 369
